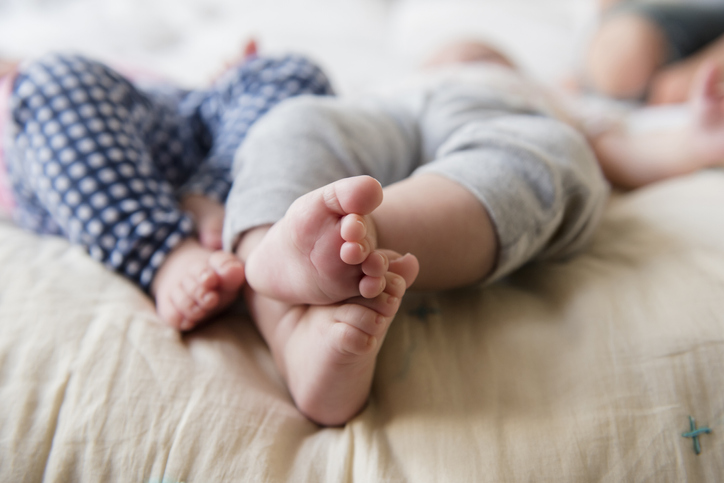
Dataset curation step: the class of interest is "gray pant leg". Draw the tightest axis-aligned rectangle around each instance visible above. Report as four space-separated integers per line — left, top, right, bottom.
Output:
223 95 421 250
416 111 609 282
224 90 609 284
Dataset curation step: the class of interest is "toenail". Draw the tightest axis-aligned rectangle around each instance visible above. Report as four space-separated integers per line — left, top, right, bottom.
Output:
379 252 389 265
202 292 215 305
219 258 238 271
387 296 399 305
375 315 384 325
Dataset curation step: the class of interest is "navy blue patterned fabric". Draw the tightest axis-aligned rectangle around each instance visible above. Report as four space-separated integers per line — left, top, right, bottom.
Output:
6 53 333 291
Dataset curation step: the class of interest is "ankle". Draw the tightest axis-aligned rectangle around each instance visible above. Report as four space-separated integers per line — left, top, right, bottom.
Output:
235 225 271 262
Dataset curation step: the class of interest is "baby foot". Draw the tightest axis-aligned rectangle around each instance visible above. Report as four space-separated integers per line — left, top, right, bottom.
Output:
244 176 391 305
278 253 419 425
152 239 245 331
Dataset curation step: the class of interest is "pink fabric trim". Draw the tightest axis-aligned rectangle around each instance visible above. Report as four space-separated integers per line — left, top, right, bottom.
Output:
0 72 15 214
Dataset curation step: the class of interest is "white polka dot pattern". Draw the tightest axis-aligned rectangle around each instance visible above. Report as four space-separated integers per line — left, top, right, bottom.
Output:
5 53 333 291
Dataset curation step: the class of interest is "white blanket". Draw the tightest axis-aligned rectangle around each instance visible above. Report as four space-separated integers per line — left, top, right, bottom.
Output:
1 1 722 481
2 173 723 481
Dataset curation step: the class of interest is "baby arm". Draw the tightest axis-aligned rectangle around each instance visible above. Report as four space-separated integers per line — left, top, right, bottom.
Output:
591 62 724 189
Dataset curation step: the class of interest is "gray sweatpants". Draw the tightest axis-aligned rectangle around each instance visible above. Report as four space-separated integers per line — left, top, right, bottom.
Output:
223 80 609 282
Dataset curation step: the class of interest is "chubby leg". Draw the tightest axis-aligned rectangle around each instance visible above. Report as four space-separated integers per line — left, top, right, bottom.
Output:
239 172 497 302
372 174 497 290
7 54 246 330
232 97 606 292
231 98 606 424
245 253 418 426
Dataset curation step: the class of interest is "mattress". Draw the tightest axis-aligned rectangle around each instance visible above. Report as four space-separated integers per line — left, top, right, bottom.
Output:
2 171 723 481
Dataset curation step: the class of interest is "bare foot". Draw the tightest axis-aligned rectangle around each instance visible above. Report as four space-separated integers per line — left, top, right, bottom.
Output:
152 238 245 331
249 253 419 426
243 176 391 305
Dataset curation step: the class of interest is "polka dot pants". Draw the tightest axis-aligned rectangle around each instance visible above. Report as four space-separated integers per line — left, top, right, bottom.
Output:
5 53 333 291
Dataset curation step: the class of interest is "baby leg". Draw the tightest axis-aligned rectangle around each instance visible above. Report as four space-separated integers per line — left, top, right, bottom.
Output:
7 54 243 329
245 252 419 426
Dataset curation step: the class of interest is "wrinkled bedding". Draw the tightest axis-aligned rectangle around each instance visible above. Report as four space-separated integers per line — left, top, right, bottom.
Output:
1 0 723 481
2 172 723 481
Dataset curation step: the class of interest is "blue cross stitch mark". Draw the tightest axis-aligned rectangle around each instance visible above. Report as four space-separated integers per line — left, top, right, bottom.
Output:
682 415 712 455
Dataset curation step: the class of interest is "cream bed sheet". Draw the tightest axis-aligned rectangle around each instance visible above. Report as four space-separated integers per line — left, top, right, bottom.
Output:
1 171 723 482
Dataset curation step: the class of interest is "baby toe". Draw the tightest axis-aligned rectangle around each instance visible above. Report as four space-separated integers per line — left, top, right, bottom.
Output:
170 286 204 331
179 272 217 311
359 274 386 299
156 298 184 330
353 271 406 318
383 272 406 299
208 251 245 291
197 287 220 311
192 263 220 291
340 239 371 265
361 250 388 278
340 214 367 242
331 308 382 356
387 252 420 288
335 303 389 340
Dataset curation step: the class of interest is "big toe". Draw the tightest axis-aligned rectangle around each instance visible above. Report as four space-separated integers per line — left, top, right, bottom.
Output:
208 251 245 292
385 251 420 288
325 175 383 216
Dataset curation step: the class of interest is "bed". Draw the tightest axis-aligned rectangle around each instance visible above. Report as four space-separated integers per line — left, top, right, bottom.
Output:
1 0 723 481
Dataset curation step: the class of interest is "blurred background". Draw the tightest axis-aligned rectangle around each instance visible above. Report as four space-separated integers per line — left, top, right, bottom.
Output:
0 0 596 92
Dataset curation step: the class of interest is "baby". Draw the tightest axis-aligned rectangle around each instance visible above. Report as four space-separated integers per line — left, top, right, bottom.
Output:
427 41 724 189
221 39 724 426
5 39 722 426
0 43 333 330
220 40 610 425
